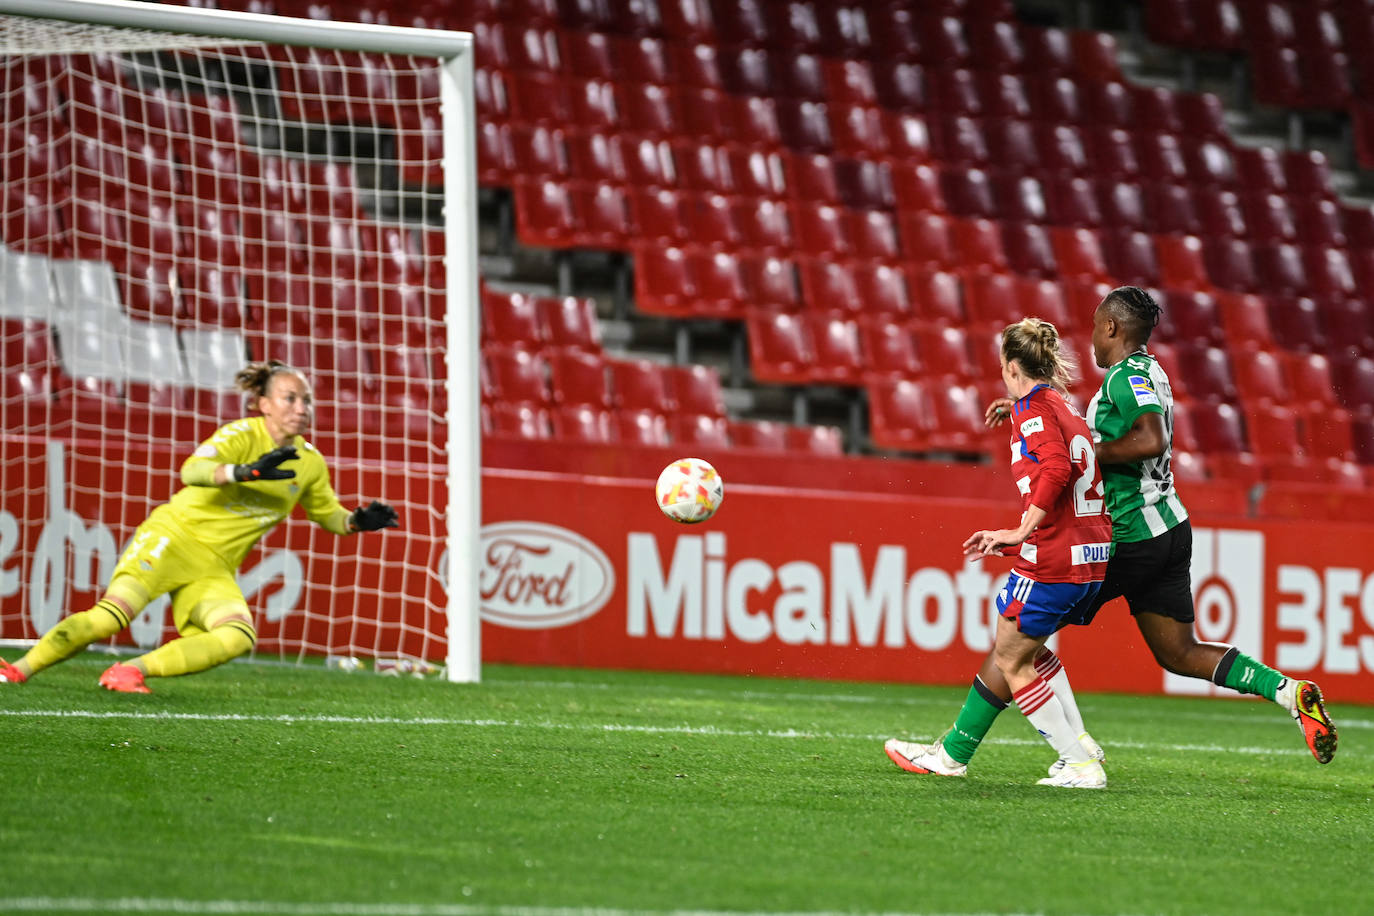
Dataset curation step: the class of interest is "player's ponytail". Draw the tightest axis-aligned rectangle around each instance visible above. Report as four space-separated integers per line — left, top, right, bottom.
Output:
1002 318 1077 394
235 360 303 412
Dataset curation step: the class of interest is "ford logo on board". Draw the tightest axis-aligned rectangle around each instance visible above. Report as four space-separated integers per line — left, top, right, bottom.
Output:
478 521 616 629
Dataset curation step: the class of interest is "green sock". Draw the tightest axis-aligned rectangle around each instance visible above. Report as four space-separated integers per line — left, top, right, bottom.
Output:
1212 646 1285 701
941 676 1008 765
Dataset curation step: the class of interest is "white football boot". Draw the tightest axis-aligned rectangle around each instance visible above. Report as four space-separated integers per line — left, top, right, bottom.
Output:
1037 759 1107 789
884 739 967 777
1047 732 1105 777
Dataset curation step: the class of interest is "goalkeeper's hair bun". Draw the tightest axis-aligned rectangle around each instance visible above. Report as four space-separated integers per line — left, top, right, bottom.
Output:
235 360 303 400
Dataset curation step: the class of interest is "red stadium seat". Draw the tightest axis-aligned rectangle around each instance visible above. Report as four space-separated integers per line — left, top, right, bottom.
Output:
747 310 815 384
806 312 866 385
992 173 1047 224
741 253 801 311
1192 186 1246 239
1254 242 1309 297
626 186 687 245
861 322 922 378
550 404 616 443
1050 226 1111 283
482 287 544 348
926 382 991 454
882 111 933 162
672 413 730 448
1001 221 1057 276
1028 74 1083 125
890 163 946 214
900 212 957 270
799 258 859 313
487 401 552 439
1202 238 1259 292
794 204 851 258
482 346 550 406
915 325 978 381
616 409 670 445
908 268 965 326
670 42 723 89
950 217 1008 272
668 364 725 417
610 358 674 413
1285 351 1341 409
1095 180 1146 231
1174 343 1237 403
728 419 788 451
1231 348 1290 405
1154 235 1211 294
538 294 601 353
788 423 845 455
548 349 611 408
849 210 901 261
852 263 912 319
868 377 933 451
1157 289 1223 346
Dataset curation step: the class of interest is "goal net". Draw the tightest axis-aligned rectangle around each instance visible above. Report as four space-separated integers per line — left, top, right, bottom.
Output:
0 0 481 681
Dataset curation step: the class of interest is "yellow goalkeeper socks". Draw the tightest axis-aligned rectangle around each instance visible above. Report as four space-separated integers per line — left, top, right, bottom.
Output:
23 600 130 675
139 621 256 678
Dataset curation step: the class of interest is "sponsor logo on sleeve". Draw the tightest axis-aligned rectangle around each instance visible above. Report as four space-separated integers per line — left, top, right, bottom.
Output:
1127 375 1160 407
193 444 217 458
1019 416 1044 436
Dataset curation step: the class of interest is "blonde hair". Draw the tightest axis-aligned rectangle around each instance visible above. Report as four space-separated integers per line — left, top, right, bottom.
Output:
1001 318 1076 393
234 360 307 412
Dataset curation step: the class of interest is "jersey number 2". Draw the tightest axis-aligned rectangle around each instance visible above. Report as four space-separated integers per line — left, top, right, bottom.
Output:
1070 434 1103 517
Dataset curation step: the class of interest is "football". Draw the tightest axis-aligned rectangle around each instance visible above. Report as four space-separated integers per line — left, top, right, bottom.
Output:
655 457 725 524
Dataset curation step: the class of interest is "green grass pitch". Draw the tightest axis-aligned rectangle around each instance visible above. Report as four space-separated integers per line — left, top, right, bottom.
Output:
0 657 1369 916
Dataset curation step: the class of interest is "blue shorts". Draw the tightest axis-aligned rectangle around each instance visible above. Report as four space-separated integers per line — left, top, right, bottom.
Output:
996 572 1104 639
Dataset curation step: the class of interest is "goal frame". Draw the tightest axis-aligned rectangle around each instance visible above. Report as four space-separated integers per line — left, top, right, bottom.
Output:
0 0 482 683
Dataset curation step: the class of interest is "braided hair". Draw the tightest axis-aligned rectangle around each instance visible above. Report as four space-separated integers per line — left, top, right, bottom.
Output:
1002 317 1077 394
1100 286 1163 348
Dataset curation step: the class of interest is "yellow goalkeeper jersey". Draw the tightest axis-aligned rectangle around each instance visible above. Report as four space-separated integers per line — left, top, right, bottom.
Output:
159 416 353 570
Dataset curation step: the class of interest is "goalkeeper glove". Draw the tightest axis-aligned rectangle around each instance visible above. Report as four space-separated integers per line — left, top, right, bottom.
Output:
350 501 399 532
233 446 298 482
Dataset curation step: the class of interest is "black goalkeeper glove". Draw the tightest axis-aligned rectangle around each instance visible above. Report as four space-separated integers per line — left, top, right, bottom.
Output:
233 446 298 482
350 501 399 532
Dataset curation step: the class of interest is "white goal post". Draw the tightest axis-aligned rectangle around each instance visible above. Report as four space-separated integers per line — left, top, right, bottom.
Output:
0 0 481 682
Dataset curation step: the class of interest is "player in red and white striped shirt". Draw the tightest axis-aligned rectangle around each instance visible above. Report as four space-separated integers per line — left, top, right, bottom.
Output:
886 318 1113 787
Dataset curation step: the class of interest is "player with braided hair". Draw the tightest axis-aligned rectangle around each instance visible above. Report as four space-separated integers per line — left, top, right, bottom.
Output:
886 318 1113 788
0 360 399 693
982 287 1337 768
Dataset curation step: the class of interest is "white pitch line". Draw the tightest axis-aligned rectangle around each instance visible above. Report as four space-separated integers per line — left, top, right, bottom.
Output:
499 679 1374 729
0 898 1135 916
0 708 1313 756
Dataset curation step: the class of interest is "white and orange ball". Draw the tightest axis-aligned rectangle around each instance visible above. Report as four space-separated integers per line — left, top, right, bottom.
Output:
655 457 725 524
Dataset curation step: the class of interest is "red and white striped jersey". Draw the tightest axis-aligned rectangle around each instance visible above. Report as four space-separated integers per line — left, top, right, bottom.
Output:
1003 385 1112 584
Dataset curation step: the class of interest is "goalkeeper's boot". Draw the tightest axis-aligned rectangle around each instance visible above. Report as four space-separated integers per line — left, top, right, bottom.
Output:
884 739 967 777
1047 732 1105 777
1278 678 1337 764
0 658 27 684
1037 759 1107 789
99 662 151 694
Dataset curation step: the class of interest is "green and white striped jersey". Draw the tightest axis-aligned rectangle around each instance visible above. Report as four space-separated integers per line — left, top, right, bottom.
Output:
1085 351 1189 543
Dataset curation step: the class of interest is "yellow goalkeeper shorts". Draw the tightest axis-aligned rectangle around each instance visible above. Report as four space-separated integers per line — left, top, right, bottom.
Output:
106 510 250 636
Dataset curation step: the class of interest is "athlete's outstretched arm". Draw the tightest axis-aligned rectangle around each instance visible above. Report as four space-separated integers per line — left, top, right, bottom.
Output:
1095 411 1166 465
182 445 298 486
349 501 400 532
964 504 1049 558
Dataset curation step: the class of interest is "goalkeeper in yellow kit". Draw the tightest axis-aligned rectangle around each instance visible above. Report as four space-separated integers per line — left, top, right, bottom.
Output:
0 360 398 693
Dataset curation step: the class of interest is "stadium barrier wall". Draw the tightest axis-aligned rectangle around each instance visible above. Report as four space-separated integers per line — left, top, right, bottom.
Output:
3 435 1373 701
